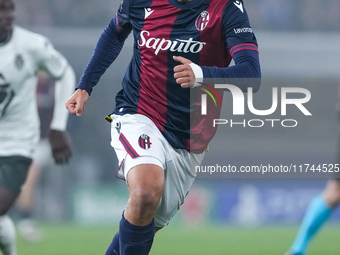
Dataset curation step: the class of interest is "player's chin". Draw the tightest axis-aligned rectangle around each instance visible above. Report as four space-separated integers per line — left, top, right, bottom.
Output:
1 24 13 33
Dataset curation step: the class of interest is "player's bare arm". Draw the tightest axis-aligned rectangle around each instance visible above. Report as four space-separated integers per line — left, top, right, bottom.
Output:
48 130 72 164
65 89 89 116
173 56 195 88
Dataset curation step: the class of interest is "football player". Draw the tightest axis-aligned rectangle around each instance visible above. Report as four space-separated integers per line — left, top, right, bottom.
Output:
286 178 340 255
0 0 76 254
66 0 261 254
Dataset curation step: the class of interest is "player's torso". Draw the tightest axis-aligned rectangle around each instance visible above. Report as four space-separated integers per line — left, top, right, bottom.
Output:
116 0 232 149
0 27 41 156
119 0 231 110
0 27 39 119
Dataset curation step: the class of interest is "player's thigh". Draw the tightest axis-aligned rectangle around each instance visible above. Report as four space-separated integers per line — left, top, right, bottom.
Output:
126 163 165 205
0 156 32 214
0 187 18 215
154 149 205 228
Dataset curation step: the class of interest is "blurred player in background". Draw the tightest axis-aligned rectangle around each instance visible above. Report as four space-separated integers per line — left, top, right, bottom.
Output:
66 0 260 254
0 0 76 254
15 163 44 243
286 182 340 255
15 72 58 243
286 87 340 255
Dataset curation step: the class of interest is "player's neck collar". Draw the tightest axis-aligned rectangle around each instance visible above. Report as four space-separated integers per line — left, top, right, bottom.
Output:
167 0 209 9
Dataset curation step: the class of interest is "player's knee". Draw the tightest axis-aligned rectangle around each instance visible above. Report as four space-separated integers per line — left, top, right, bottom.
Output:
131 185 162 211
323 179 340 207
332 182 340 205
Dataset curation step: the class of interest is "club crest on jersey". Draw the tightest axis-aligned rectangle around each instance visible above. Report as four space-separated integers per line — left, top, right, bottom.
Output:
138 134 152 150
14 54 24 70
195 11 209 31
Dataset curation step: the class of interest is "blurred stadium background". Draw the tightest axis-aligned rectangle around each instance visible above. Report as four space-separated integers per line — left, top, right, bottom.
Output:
10 0 340 254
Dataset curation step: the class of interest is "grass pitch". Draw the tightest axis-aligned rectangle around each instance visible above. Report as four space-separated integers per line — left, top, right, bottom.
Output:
16 223 340 255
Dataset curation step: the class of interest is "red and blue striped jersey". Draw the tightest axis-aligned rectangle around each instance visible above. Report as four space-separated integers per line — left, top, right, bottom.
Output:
77 0 260 152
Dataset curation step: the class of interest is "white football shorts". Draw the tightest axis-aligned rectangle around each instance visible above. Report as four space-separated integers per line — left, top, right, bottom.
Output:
110 113 205 227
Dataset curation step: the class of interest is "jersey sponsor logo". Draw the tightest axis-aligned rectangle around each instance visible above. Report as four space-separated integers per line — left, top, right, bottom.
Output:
138 134 152 149
195 11 209 31
144 7 154 19
138 30 206 55
234 0 244 13
233 27 253 34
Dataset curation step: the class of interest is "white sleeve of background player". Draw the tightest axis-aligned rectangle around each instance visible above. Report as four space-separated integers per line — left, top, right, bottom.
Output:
34 37 76 130
189 63 203 88
50 65 76 131
37 38 69 79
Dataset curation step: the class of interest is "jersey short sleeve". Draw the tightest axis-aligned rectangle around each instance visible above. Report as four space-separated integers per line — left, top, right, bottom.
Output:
34 37 68 80
222 0 258 57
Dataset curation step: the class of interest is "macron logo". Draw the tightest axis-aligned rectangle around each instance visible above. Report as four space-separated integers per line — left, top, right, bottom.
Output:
144 8 154 19
234 1 244 13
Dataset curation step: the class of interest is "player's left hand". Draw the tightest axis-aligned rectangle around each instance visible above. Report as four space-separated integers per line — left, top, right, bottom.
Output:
173 56 194 88
48 129 72 164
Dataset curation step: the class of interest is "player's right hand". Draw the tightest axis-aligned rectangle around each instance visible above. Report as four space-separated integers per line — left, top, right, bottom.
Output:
65 89 89 116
